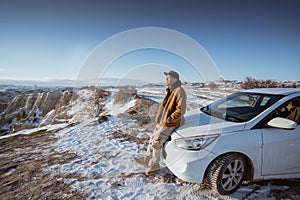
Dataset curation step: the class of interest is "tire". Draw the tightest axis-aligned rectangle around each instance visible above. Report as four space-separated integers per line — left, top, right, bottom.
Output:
207 153 246 195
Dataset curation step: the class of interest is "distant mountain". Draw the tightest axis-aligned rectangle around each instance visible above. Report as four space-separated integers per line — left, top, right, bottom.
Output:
0 79 75 87
0 78 148 87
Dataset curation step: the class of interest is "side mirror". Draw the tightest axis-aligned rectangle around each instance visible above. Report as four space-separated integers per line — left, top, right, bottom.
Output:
267 117 297 130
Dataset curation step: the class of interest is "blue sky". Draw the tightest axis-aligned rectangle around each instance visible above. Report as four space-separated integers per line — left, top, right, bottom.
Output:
0 0 299 84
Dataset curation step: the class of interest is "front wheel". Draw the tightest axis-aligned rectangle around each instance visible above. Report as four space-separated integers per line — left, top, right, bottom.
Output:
207 153 246 195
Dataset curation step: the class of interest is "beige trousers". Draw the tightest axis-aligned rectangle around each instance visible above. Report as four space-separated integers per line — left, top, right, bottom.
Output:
146 124 175 165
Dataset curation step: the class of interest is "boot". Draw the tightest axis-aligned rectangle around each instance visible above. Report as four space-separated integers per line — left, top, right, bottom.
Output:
146 162 160 175
134 156 150 167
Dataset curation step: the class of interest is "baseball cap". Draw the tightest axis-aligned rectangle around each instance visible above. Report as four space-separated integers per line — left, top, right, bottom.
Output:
164 70 179 80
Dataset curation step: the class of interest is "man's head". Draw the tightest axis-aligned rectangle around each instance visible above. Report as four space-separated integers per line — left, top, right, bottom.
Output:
286 101 294 111
164 70 179 86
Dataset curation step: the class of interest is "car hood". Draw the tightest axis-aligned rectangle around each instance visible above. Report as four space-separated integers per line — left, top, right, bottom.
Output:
172 109 246 139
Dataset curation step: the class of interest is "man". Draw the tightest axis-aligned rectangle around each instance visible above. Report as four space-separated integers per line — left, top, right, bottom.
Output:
286 99 300 123
134 70 187 175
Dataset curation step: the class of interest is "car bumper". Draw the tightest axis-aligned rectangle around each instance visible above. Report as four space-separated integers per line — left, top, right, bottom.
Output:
162 140 216 183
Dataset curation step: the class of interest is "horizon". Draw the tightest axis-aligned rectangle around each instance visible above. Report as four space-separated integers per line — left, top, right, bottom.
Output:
0 76 299 88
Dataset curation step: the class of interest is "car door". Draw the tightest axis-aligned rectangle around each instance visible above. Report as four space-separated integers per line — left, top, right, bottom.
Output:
261 124 300 175
260 97 300 176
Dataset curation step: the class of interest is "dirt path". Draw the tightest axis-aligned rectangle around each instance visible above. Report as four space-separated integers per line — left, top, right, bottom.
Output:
0 130 87 200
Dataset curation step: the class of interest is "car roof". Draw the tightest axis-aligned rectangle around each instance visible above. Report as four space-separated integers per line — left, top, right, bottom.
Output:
242 88 300 95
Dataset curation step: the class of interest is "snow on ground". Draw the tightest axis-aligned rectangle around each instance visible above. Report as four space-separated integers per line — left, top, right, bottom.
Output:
4 86 299 199
50 117 237 200
45 90 238 199
105 97 137 116
48 115 298 200
0 123 69 140
68 89 95 117
39 89 252 199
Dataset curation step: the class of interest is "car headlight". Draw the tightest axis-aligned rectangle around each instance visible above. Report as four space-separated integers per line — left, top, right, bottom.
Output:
175 135 219 151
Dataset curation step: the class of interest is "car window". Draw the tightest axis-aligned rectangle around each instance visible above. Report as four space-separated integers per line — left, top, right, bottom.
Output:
217 94 259 108
255 97 300 128
274 97 300 124
260 96 271 106
201 92 284 123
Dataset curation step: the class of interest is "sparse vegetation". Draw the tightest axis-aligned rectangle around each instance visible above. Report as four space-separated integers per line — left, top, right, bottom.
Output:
207 82 218 90
0 131 87 199
241 77 299 89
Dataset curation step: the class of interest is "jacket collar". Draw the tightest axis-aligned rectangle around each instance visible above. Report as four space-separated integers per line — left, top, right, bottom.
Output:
167 80 182 92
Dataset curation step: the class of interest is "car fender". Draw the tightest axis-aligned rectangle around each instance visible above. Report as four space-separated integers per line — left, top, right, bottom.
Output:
208 129 263 180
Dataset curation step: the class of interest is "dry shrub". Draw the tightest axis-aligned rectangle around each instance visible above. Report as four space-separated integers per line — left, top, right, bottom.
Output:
207 82 218 90
241 77 298 89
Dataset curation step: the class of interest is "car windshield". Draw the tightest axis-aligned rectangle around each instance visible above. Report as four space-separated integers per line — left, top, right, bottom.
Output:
201 92 284 122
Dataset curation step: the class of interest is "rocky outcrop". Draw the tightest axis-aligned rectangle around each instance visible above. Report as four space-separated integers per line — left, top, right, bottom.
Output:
0 87 111 136
113 86 137 105
119 96 159 125
0 91 73 135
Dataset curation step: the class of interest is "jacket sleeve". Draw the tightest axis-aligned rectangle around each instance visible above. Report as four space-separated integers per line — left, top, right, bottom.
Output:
165 88 187 127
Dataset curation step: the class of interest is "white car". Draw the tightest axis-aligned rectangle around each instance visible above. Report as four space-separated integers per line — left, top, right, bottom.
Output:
163 88 300 195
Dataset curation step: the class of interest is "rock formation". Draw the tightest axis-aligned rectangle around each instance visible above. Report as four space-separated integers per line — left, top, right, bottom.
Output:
0 87 110 136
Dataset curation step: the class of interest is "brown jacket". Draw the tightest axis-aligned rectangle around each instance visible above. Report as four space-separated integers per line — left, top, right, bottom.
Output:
287 107 300 123
156 81 187 128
